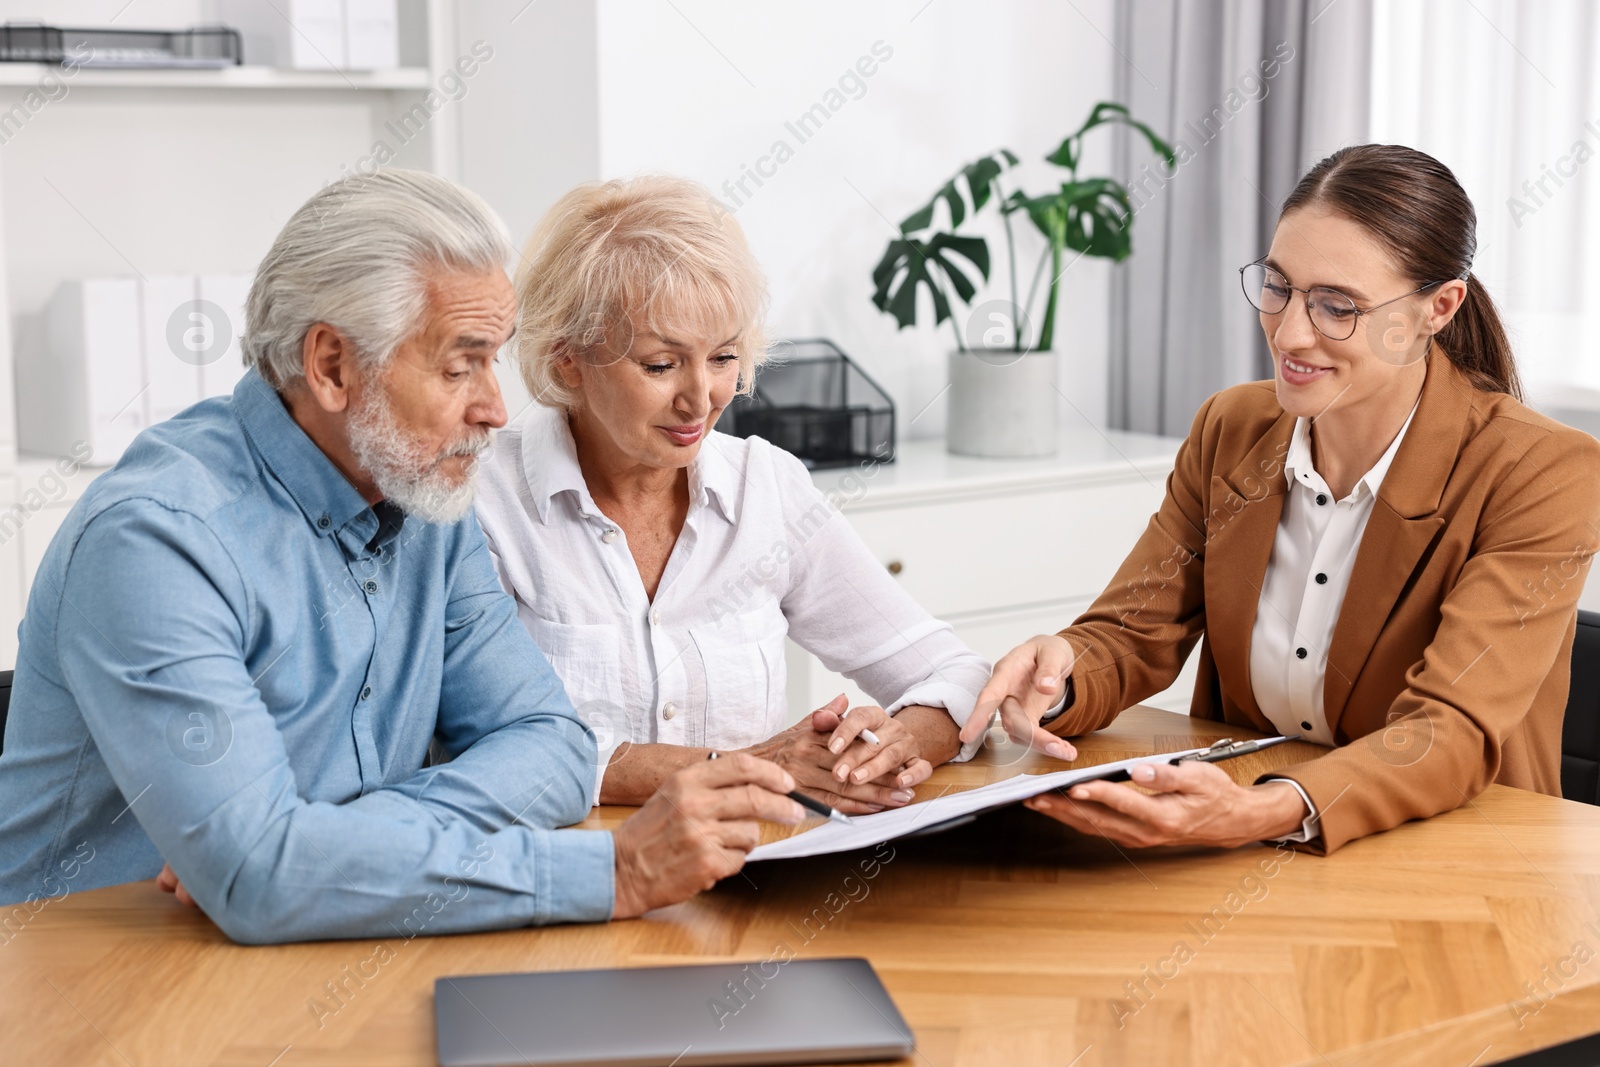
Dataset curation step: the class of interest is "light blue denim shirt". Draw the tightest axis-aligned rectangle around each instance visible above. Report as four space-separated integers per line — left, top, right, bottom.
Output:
0 370 614 943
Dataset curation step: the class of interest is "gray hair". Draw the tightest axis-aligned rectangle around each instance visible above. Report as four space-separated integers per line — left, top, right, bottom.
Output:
244 169 514 389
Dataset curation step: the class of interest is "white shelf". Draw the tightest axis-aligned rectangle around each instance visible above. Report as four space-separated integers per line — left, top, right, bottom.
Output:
0 64 432 90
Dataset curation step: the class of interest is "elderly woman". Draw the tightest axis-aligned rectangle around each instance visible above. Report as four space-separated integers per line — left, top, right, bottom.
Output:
475 176 989 812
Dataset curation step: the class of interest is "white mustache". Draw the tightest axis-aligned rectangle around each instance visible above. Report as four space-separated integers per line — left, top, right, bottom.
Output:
440 433 492 461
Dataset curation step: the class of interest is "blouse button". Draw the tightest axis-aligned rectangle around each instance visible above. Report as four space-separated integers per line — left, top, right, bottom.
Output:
1315 572 1328 585
601 529 619 544
364 579 379 594
1295 647 1308 659
650 608 661 626
1300 720 1313 732
1315 493 1328 506
661 701 678 721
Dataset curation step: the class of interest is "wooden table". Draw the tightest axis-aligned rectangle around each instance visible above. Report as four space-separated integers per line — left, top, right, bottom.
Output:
6 706 1600 1067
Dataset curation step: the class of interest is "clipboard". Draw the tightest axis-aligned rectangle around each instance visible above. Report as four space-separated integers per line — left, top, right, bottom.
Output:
746 736 1296 862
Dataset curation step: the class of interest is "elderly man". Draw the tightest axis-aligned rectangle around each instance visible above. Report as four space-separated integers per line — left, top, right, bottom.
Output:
0 170 803 943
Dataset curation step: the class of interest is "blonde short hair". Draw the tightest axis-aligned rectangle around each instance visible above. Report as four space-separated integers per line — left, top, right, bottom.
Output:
515 175 770 408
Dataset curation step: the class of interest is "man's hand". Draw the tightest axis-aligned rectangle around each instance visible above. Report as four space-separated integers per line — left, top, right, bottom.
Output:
155 863 199 909
959 634 1078 760
611 751 805 919
740 695 925 814
1023 761 1310 849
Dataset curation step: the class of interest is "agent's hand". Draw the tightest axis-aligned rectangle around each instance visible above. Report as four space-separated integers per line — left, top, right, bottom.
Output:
959 634 1078 760
1023 761 1310 849
740 696 923 815
155 863 199 909
611 752 804 919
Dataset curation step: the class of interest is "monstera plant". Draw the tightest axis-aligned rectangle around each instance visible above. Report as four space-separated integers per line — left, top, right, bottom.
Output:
871 101 1175 353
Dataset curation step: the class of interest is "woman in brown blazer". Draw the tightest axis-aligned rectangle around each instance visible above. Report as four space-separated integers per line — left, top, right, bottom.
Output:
961 144 1600 854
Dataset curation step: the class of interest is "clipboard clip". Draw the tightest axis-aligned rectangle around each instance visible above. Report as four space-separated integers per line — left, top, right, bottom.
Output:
1175 735 1300 763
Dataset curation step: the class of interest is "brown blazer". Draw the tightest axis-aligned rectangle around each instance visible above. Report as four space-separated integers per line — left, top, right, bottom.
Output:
1047 353 1600 852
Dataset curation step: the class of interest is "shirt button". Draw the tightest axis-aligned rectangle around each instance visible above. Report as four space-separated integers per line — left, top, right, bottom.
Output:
1316 493 1328 506
661 701 677 721
650 608 661 626
1296 647 1308 659
1300 720 1313 732
1315 572 1328 584
317 513 332 529
364 579 378 594
601 529 619 544
360 685 372 700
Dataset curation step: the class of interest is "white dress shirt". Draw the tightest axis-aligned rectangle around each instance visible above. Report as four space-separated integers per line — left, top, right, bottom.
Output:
474 405 991 800
1248 402 1418 840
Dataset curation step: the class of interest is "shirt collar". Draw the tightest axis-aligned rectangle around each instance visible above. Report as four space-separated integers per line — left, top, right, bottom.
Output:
231 368 390 546
692 435 739 525
518 404 738 525
1284 398 1421 503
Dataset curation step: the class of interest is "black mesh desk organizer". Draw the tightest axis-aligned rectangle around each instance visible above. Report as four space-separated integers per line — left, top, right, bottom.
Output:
716 339 895 470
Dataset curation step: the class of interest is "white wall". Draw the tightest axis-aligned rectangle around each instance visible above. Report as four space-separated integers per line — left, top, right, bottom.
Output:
453 0 602 416
0 1 1120 443
592 0 1118 440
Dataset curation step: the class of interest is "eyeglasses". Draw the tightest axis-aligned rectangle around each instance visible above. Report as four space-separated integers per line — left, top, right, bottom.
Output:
1238 261 1445 342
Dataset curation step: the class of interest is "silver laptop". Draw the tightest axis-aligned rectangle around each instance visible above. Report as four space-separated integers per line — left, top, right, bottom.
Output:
434 956 914 1067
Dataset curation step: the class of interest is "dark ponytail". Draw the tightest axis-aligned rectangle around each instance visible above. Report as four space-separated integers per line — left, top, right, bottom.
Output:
1280 144 1522 400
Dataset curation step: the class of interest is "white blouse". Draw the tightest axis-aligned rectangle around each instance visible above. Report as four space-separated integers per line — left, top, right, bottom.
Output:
1249 404 1418 742
1248 403 1418 839
473 405 991 799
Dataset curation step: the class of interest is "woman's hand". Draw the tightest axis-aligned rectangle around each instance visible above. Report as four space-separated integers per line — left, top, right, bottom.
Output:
1023 761 1310 848
959 634 1078 760
156 863 199 910
816 701 932 794
739 696 925 815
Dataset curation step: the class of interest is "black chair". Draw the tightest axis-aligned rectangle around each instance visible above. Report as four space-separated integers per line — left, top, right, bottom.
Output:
0 668 10 755
1562 610 1600 806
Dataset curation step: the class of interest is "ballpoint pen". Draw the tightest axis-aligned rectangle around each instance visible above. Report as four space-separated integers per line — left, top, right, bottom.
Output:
839 705 882 747
707 750 854 824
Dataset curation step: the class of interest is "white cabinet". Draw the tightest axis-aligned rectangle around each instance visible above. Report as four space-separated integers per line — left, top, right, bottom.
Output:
785 428 1200 724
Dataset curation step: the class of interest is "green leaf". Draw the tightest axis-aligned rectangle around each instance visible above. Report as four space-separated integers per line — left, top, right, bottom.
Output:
885 257 924 327
930 233 991 280
932 253 978 303
1012 192 1066 244
962 155 1003 211
1045 136 1079 172
938 179 965 229
1058 180 1135 261
1122 117 1176 169
899 201 935 234
1045 100 1177 174
872 233 987 329
871 240 909 309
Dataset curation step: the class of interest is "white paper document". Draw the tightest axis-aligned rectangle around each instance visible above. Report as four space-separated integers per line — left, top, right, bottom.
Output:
747 746 1213 862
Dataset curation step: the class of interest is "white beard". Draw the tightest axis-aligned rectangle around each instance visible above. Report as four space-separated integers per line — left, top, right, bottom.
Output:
347 384 490 524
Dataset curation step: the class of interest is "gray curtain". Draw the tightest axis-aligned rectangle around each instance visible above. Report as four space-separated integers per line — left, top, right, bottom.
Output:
1109 0 1373 436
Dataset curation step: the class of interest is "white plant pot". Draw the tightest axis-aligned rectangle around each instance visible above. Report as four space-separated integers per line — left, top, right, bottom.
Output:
946 349 1059 458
